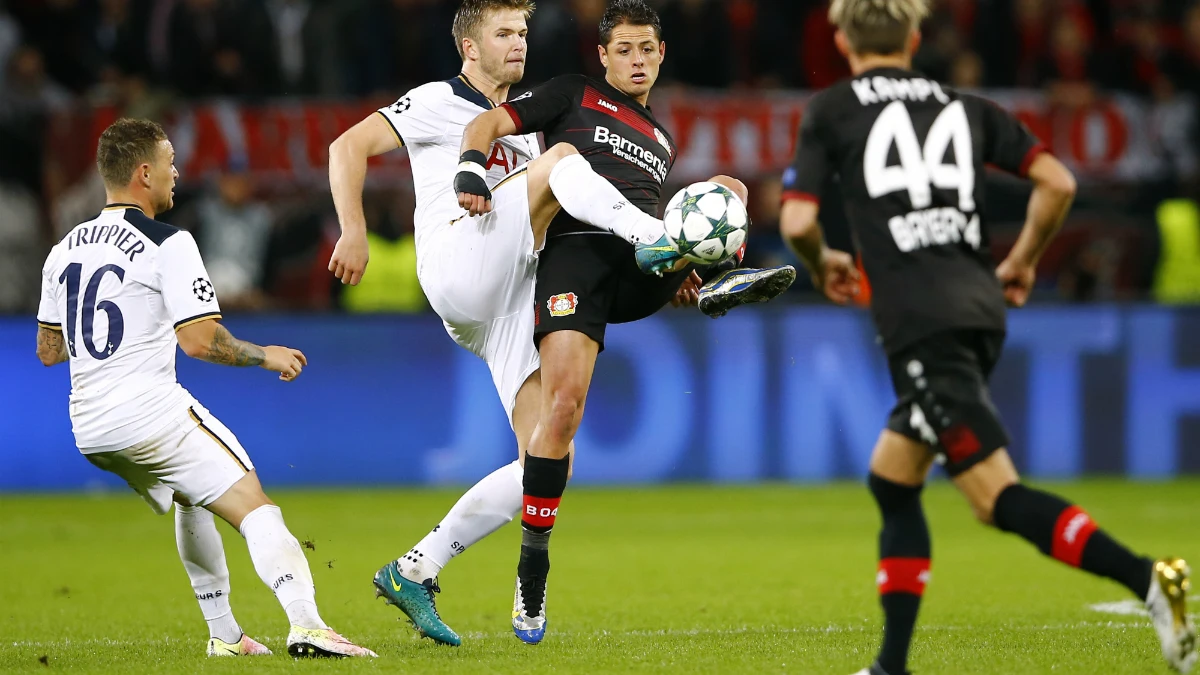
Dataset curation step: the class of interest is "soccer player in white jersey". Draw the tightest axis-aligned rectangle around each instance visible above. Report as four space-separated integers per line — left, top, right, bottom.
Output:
327 0 682 647
36 118 375 659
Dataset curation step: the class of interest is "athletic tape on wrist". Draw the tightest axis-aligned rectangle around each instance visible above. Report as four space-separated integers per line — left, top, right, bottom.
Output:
457 161 486 180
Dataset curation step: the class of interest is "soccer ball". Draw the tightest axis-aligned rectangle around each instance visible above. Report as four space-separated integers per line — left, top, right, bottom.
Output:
662 182 748 264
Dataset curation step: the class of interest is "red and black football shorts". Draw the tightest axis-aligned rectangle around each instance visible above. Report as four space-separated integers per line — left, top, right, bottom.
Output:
533 233 694 351
885 329 1010 476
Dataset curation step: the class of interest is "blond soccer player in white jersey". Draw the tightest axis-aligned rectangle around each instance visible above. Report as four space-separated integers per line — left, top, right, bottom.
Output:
35 118 375 659
326 0 680 647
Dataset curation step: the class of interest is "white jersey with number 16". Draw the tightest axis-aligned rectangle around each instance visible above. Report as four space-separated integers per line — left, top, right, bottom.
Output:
37 204 220 454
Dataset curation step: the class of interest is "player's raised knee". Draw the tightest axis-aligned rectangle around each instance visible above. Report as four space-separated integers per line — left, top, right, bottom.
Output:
544 143 580 161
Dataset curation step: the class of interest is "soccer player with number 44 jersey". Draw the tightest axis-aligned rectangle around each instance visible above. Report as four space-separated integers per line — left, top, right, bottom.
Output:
36 118 374 660
779 1 1196 674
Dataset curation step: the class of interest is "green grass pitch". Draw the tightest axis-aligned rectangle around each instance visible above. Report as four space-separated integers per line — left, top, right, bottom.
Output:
2 480 1198 674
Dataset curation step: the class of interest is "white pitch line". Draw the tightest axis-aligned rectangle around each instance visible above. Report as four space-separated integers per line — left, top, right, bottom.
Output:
1086 596 1200 619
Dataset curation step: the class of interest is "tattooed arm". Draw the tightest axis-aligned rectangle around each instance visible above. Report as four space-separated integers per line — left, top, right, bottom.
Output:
176 319 307 380
36 326 69 366
177 320 264 366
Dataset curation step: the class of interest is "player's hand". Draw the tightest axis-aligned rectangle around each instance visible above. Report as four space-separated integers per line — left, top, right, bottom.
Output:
454 150 493 216
814 248 860 305
995 257 1036 307
328 231 369 285
261 346 307 381
671 270 703 307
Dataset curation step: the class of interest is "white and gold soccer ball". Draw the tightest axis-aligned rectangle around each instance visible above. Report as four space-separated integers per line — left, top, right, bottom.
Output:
662 181 748 265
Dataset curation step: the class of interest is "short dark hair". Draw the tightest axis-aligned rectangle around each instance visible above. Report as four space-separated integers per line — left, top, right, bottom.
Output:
96 118 168 188
599 0 661 46
452 0 536 60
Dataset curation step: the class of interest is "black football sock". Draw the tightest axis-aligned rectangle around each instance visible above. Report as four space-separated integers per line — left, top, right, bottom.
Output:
869 473 930 675
992 483 1153 599
517 454 570 616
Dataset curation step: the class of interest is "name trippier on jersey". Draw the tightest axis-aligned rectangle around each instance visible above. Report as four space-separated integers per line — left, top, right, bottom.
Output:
594 126 668 184
65 220 147 261
852 76 951 107
889 206 982 253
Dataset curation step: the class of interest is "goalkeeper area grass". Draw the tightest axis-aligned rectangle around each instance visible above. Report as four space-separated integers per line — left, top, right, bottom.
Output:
2 480 1197 674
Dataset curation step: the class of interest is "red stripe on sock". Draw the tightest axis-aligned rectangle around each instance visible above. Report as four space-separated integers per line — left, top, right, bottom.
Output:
522 495 561 529
877 557 932 595
1051 506 1098 567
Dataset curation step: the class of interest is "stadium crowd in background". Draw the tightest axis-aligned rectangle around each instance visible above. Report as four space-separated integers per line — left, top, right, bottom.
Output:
1 0 1199 313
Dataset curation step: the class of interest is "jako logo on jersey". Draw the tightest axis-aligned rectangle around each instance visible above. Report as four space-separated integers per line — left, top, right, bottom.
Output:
598 98 619 113
486 143 519 173
594 126 668 183
525 505 559 518
547 292 578 317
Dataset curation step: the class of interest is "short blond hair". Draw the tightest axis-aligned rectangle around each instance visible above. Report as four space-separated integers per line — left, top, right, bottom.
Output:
828 0 930 56
452 0 536 60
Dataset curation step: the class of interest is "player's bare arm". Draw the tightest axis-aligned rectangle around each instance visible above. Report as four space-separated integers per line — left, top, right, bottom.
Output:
328 113 402 286
780 199 860 305
176 318 306 381
670 270 703 307
995 153 1077 308
455 107 519 216
35 325 68 366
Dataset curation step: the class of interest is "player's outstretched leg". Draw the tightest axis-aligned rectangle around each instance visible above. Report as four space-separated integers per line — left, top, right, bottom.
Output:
690 174 797 315
206 472 377 658
373 459 522 646
697 265 797 318
524 144 676 273
174 502 271 657
961 451 1196 674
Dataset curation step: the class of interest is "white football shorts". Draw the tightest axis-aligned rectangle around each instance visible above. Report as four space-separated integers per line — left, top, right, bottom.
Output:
85 401 254 515
418 167 540 425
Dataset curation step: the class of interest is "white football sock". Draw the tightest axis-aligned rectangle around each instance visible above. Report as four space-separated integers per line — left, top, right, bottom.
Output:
548 153 663 245
398 460 523 583
238 504 328 630
175 504 242 643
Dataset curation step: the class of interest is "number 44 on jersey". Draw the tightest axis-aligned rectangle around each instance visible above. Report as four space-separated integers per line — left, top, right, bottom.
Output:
865 100 982 252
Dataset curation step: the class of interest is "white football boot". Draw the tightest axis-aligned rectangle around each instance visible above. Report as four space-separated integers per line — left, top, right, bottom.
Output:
286 626 377 658
206 633 271 657
1146 557 1197 673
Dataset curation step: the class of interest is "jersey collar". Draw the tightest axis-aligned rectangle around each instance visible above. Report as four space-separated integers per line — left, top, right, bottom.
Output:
102 202 145 214
449 73 498 110
857 66 918 78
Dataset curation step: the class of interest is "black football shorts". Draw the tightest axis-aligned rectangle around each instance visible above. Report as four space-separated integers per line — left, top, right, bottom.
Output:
885 329 1010 476
533 233 694 351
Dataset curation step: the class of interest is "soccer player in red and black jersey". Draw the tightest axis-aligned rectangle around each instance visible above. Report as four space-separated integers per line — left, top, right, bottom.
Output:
779 2 1196 674
454 0 796 644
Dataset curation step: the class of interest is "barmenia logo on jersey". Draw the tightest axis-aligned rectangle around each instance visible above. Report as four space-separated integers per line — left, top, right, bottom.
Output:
547 292 578 317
